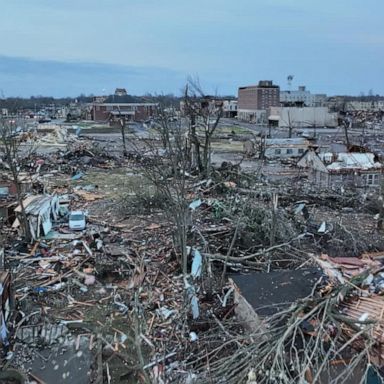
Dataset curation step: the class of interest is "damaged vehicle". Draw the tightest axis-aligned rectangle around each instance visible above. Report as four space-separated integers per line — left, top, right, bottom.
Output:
68 210 86 230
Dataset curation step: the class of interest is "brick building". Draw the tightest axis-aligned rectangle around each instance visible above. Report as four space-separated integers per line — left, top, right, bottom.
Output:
90 96 158 123
238 81 280 110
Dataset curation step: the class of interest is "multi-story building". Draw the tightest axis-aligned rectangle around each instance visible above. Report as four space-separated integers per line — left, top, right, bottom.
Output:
237 81 280 122
280 86 327 107
223 100 237 118
238 80 280 110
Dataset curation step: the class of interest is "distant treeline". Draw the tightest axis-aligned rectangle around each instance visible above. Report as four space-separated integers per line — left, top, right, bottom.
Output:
0 93 186 113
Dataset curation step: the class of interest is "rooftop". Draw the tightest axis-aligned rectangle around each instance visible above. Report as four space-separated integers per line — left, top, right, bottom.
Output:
326 153 382 171
14 195 54 215
266 137 310 146
231 268 324 317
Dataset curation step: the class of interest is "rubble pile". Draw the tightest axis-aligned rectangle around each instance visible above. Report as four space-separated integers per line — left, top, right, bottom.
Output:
36 126 79 146
3 119 384 383
346 110 384 129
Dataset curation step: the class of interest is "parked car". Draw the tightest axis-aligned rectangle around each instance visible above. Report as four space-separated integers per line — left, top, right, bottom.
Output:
68 211 86 230
38 118 51 124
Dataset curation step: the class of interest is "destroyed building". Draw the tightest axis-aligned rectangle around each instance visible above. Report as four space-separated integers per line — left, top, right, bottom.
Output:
0 173 33 223
14 195 60 240
298 149 383 188
0 174 32 197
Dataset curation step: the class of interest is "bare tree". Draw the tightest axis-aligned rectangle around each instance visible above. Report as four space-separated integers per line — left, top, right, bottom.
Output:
0 117 33 241
183 78 223 177
134 107 192 274
117 106 128 156
119 118 128 156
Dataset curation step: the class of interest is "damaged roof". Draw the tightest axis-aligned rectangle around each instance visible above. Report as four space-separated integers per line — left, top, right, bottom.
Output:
326 153 382 171
14 195 54 215
265 137 310 146
231 268 324 316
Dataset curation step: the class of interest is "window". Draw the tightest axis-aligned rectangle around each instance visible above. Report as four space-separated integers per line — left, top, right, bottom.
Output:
365 173 380 186
298 148 304 154
286 148 293 154
275 149 281 155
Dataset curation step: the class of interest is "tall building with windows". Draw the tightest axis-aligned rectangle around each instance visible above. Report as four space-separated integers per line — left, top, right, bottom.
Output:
280 86 327 107
238 81 280 110
237 80 280 122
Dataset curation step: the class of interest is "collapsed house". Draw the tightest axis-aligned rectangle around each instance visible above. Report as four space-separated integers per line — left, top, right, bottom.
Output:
0 173 33 197
0 269 12 353
14 195 60 240
229 255 384 383
298 149 383 188
0 173 33 223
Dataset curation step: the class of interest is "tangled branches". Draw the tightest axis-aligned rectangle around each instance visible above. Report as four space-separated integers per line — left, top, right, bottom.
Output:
189 276 381 383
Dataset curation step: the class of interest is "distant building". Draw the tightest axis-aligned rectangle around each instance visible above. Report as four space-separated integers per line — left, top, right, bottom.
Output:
298 149 383 189
222 100 237 118
90 96 158 123
268 107 338 128
179 97 224 117
1 108 8 117
114 88 128 97
264 138 312 159
280 86 327 107
238 81 280 122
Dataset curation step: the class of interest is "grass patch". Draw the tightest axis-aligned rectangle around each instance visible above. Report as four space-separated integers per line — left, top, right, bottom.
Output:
214 125 250 135
211 140 244 152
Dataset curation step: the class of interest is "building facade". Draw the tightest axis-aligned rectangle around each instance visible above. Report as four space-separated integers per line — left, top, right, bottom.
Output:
90 98 158 123
298 150 383 189
280 86 327 107
238 80 280 111
264 138 312 159
222 100 238 118
237 109 267 124
268 107 338 128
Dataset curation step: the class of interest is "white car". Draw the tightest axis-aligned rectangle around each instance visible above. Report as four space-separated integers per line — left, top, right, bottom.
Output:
69 211 86 230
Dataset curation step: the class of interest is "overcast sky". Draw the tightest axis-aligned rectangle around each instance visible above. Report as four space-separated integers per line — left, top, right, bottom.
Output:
0 0 383 97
